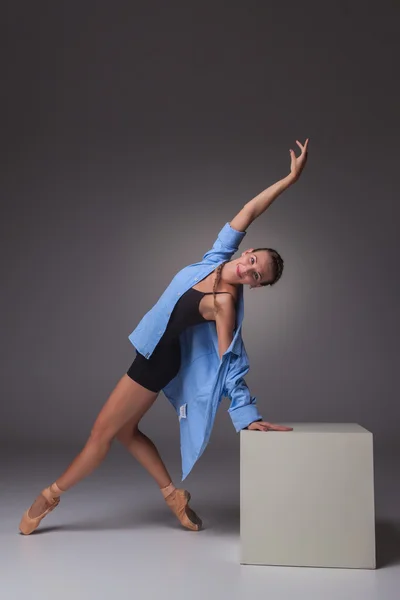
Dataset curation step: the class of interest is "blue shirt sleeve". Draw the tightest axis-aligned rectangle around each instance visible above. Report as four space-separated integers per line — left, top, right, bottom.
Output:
201 222 247 264
223 356 263 431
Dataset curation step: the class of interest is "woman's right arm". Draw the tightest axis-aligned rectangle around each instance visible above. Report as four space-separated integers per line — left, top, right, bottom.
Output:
230 138 309 231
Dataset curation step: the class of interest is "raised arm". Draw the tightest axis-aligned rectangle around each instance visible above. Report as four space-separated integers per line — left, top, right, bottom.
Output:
230 138 309 232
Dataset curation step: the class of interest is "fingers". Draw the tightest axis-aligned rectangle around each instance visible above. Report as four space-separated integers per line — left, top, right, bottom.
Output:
249 421 293 432
296 138 309 153
273 426 293 431
249 422 269 431
262 422 293 431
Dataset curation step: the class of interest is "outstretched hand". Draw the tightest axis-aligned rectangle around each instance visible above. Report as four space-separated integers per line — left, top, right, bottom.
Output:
246 421 293 432
289 138 309 182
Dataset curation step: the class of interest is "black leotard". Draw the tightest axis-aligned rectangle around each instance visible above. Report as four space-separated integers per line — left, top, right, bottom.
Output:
126 288 234 392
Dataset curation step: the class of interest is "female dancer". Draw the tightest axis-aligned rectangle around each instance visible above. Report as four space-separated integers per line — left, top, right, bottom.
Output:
19 138 309 534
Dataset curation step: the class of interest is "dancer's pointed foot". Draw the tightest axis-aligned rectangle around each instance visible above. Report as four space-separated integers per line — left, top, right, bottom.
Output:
164 488 202 531
19 482 63 535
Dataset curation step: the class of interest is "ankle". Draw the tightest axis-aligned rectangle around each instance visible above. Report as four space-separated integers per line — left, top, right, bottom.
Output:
160 482 176 499
49 482 66 497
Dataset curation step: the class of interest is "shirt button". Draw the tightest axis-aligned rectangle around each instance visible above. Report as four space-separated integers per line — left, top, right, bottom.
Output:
177 292 180 295
194 277 198 281
167 313 170 316
158 331 162 334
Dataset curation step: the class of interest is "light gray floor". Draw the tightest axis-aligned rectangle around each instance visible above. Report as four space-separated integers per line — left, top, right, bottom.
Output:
1 445 399 600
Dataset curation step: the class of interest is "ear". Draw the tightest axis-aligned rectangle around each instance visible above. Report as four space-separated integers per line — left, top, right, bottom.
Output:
241 248 254 256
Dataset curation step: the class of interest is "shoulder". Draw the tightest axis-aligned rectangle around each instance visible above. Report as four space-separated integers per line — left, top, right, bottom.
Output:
214 290 237 322
223 284 238 305
215 291 236 307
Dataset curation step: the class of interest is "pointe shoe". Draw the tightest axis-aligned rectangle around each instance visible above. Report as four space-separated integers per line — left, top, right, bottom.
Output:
164 488 202 531
19 483 63 535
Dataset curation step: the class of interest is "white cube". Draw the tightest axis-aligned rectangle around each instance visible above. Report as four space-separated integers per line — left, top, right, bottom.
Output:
240 423 376 569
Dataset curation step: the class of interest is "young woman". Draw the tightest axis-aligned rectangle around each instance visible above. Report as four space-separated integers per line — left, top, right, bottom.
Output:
19 139 309 535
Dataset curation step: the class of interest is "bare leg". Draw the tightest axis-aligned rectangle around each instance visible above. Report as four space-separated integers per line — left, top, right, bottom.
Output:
25 375 158 520
116 420 172 489
116 419 202 531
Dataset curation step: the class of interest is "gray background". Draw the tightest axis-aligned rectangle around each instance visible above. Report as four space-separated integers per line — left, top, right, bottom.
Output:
2 1 398 459
1 3 400 595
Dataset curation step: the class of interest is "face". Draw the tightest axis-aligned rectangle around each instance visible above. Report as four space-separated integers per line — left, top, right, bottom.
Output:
229 249 273 289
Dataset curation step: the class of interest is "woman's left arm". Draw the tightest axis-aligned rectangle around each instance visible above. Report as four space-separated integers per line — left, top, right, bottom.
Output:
215 295 236 360
230 138 309 232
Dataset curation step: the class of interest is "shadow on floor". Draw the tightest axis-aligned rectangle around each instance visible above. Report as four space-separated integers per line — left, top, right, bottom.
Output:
24 506 398 569
376 519 400 568
23 500 240 536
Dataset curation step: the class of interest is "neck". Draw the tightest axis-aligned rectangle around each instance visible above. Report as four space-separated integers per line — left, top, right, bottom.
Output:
220 262 237 287
219 262 228 283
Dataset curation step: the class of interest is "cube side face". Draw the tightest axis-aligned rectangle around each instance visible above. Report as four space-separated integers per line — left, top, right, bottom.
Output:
240 430 375 568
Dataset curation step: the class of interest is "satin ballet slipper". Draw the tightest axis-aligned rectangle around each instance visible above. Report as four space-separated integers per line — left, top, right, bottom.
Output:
164 488 202 531
19 482 63 535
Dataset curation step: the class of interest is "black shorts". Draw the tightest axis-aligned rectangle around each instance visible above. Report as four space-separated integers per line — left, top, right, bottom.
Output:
126 339 181 393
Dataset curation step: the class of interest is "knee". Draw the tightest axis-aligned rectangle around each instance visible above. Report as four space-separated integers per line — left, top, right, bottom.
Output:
116 425 141 446
88 423 115 446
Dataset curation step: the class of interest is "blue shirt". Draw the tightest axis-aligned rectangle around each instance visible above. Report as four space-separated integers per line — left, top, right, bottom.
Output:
128 222 263 480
